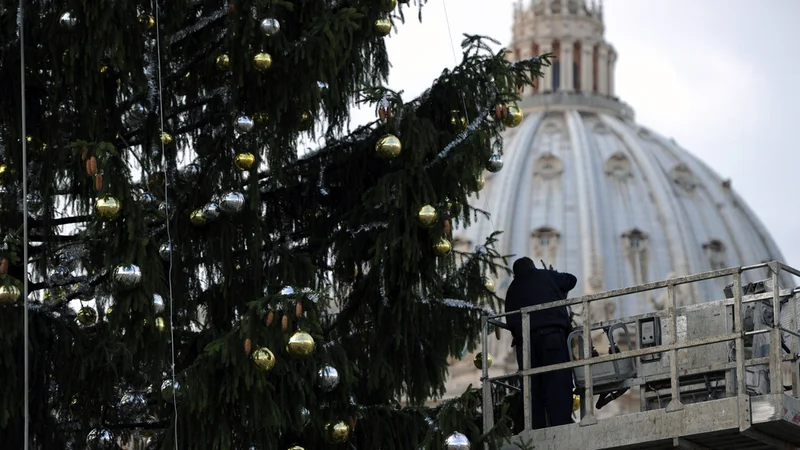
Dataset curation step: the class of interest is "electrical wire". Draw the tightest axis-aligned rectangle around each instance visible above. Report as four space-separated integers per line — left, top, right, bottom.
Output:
18 1 30 448
152 2 180 447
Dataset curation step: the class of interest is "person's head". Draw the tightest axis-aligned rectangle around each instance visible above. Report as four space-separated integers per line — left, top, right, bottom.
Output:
512 257 536 276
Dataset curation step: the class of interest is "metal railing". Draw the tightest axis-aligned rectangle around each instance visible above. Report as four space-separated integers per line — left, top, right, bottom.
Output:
480 261 800 435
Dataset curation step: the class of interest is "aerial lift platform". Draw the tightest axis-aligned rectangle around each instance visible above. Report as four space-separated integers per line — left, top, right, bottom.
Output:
480 261 800 450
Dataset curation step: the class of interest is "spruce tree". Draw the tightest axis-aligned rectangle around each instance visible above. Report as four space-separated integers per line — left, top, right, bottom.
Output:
0 0 546 448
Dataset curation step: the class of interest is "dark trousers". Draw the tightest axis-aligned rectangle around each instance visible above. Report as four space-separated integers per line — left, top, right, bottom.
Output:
515 327 574 429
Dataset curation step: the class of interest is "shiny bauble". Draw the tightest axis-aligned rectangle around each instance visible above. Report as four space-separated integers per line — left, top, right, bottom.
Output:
158 242 173 261
474 174 485 192
326 421 350 444
417 205 438 228
77 307 98 326
138 14 155 30
253 52 272 72
234 152 256 170
299 406 311 428
202 203 221 221
450 110 467 131
154 317 166 332
445 432 470 450
95 196 122 221
26 192 43 218
113 264 142 290
139 192 159 209
235 116 255 134
381 0 397 12
287 331 315 357
486 154 504 173
573 394 581 413
190 209 206 226
375 134 401 159
180 163 201 183
298 111 314 131
216 54 230 71
160 132 173 145
287 447 305 450
434 238 452 256
483 276 495 292
219 191 245 214
0 285 21 303
87 429 113 446
503 105 523 128
317 365 339 392
161 379 180 400
317 81 329 90
448 200 462 216
374 18 392 37
473 352 492 370
59 12 78 28
260 18 280 35
252 347 276 371
153 293 165 314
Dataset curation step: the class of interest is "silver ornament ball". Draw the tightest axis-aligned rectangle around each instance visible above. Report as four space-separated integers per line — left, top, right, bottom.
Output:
152 293 165 314
486 154 504 173
219 191 245 214
234 116 255 134
87 428 113 445
139 192 159 209
202 203 221 220
158 242 173 261
299 406 311 428
113 264 142 290
444 432 471 450
260 18 281 36
317 365 340 392
59 12 78 28
180 163 202 183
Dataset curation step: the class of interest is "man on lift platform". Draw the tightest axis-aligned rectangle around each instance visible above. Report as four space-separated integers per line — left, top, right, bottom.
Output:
505 257 577 429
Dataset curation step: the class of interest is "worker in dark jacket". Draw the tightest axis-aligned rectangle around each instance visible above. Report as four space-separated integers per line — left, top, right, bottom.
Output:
505 256 577 429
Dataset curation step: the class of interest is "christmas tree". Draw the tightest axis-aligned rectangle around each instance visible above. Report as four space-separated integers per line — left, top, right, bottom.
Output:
0 0 547 448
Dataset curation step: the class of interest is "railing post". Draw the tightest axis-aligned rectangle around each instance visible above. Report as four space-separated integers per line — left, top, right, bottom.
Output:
733 270 751 431
665 282 683 412
480 313 494 441
769 262 782 394
521 309 532 431
580 298 597 424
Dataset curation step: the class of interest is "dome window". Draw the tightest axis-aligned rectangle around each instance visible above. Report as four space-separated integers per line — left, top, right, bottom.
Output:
604 152 632 179
531 227 560 263
533 153 564 179
671 163 698 193
622 229 650 286
622 229 649 252
703 239 727 270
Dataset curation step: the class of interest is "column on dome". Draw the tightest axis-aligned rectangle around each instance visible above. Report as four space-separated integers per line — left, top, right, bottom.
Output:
597 44 610 96
580 41 594 93
517 42 533 95
539 40 553 93
608 49 617 97
560 40 574 92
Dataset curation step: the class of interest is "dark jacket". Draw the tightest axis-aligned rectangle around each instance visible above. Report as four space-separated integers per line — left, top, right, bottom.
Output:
504 257 577 345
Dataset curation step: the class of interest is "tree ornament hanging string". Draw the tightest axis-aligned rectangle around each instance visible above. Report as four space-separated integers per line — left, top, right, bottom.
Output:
152 1 181 447
18 1 30 448
440 0 500 241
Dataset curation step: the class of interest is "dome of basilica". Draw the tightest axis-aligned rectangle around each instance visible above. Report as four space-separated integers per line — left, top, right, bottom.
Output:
444 0 789 395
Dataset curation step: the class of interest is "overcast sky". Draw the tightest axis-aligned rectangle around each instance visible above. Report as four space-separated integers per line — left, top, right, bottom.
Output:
348 0 800 271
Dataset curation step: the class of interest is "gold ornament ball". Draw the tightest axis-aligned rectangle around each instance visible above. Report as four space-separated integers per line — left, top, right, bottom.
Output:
287 447 305 450
474 173 485 192
573 394 581 413
381 0 397 13
77 307 97 326
0 285 21 303
450 110 467 131
253 52 272 72
234 152 256 170
374 18 392 37
473 352 492 370
190 209 207 226
215 54 230 71
434 238 452 256
155 317 166 332
483 276 495 292
95 196 122 221
160 132 173 145
503 104 523 128
375 134 402 159
326 421 350 444
417 205 438 228
287 331 316 357
0 164 7 184
253 347 276 371
138 14 155 30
